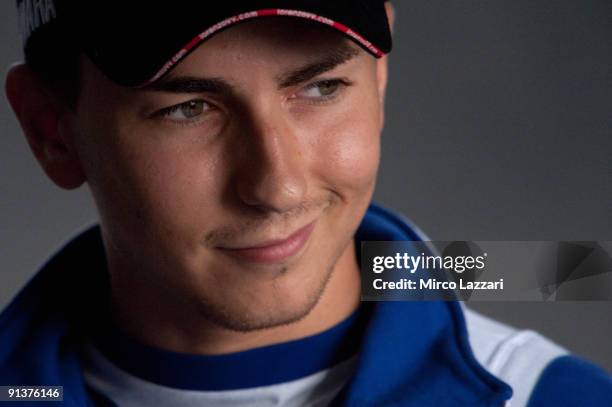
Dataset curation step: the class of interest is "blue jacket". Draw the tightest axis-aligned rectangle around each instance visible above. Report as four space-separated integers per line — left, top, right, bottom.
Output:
1 203 611 406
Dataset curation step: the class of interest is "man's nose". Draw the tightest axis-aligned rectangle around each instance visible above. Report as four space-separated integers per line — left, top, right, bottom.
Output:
235 109 308 214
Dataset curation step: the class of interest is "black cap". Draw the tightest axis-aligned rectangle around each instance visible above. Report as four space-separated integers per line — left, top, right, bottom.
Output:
18 0 392 88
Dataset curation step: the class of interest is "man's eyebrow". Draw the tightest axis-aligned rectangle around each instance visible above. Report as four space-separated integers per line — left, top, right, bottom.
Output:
146 77 234 94
277 45 361 88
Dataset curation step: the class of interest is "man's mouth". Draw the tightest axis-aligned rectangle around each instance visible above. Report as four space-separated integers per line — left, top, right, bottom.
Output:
216 220 317 264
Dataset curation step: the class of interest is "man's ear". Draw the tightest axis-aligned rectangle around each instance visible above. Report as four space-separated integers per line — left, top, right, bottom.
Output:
5 63 85 189
376 2 395 130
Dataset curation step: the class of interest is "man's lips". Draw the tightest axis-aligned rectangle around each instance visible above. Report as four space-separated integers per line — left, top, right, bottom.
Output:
216 221 316 263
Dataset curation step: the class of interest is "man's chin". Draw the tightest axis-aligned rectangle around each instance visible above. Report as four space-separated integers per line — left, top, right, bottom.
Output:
193 265 333 333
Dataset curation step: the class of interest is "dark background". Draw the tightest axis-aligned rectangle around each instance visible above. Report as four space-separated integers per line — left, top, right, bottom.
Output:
1 2 611 370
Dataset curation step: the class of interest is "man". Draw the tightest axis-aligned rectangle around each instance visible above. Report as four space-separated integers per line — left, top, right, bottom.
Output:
1 1 611 406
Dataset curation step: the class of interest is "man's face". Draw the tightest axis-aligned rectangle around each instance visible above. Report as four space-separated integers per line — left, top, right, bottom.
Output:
72 19 386 331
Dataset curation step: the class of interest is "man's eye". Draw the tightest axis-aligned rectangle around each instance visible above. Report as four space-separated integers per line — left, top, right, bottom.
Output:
161 100 211 121
297 80 344 99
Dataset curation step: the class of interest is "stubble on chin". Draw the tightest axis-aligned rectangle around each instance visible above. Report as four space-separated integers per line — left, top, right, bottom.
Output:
193 261 336 332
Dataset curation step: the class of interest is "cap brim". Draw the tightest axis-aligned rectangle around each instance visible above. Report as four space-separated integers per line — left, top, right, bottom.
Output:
78 1 391 87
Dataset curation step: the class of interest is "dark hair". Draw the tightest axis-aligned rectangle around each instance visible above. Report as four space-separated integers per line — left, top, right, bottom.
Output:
23 21 81 106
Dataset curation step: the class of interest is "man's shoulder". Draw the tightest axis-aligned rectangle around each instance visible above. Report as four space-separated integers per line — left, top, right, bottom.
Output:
527 353 612 407
464 307 612 407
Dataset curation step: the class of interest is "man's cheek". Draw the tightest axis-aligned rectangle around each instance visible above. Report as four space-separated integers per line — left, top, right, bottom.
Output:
319 123 380 192
142 158 219 226
107 148 218 250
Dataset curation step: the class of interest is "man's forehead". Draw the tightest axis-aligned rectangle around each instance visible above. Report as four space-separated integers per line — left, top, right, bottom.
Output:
147 43 362 96
150 19 366 89
79 40 363 98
